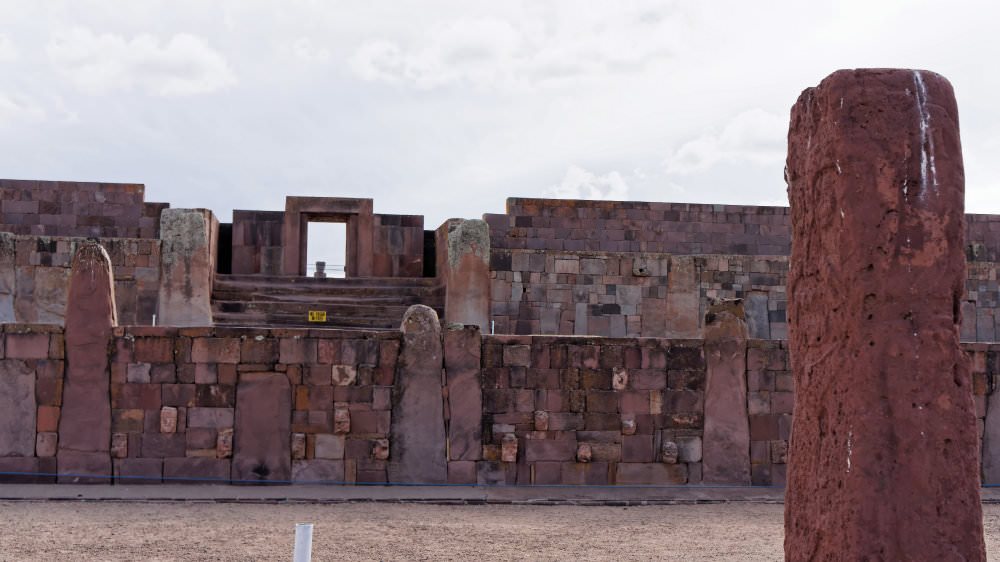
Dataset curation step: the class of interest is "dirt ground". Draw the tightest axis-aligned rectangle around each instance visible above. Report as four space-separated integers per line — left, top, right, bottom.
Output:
2 501 1000 560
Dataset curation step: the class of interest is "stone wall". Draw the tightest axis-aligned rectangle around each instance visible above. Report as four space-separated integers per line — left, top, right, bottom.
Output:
489 250 788 339
230 210 284 275
0 179 167 239
0 234 161 325
0 321 996 486
372 214 424 278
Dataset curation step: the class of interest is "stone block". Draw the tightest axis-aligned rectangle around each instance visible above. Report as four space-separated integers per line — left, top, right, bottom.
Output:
291 460 344 483
279 337 316 364
232 373 290 483
133 337 174 363
448 460 477 484
5 333 50 359
163 457 231 484
115 458 163 484
57 450 112 483
315 434 345 459
0 360 36 456
0 457 49 484
331 364 356 386
157 209 215 327
36 431 58 457
141 433 185 458
217 428 233 458
615 462 687 485
186 428 216 449
187 407 234 428
291 433 306 460
503 345 531 367
162 384 196 407
622 435 654 462
160 406 178 433
524 439 576 462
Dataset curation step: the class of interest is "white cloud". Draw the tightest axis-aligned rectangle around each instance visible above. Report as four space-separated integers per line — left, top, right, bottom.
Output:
0 34 19 62
350 5 684 91
664 108 787 175
544 165 629 201
46 28 236 96
290 38 331 63
0 92 46 124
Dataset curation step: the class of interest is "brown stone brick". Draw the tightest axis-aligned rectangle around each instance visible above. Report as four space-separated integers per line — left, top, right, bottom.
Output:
6 333 49 359
186 428 217 449
217 364 237 385
619 391 651 414
580 369 611 390
191 337 240 363
163 458 231 483
241 338 277 363
133 337 174 363
162 384 196 407
35 377 63 406
194 384 235 407
112 384 161 410
585 412 621 431
586 391 618 413
187 407 234 429
503 345 531 367
525 439 576 462
280 337 316 364
35 432 58 457
37 405 60 432
150 364 176 383
622 434 654 462
344 438 371 460
115 458 163 484
749 414 779 441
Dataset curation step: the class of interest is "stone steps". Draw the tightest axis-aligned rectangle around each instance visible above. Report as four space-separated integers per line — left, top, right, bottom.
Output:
211 274 444 329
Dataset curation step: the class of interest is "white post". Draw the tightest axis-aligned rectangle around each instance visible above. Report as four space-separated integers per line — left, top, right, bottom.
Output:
293 523 313 562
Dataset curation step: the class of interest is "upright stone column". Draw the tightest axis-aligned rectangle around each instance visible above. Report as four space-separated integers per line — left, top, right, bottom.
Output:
701 299 750 485
785 69 984 560
0 232 15 322
388 305 447 484
57 243 117 483
444 324 483 478
157 208 217 326
443 220 490 333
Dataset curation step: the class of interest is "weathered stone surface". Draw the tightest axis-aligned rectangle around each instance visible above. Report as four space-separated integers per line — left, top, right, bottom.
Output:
388 305 447 484
232 373 290 483
58 244 115 483
291 460 344 483
444 325 482 461
785 69 984 560
0 233 15 322
444 219 490 332
664 256 700 338
615 462 686 485
164 457 231 483
0 359 36 456
114 458 163 484
315 433 345 459
157 208 216 326
701 299 750 485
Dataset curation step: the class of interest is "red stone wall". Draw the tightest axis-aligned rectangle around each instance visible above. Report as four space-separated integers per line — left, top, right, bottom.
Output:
230 210 284 275
486 199 792 255
489 250 788 338
1 322 994 487
475 335 707 485
2 234 161 325
0 179 166 239
372 214 423 277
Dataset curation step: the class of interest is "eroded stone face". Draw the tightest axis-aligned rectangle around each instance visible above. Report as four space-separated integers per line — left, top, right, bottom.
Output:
784 68 984 561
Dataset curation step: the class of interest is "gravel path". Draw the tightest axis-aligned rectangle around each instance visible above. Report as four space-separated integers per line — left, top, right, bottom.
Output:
3 501 1000 560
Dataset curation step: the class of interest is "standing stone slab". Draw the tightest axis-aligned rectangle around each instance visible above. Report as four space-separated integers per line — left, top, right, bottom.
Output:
389 305 447 484
0 233 15 323
58 243 116 483
157 208 217 326
0 359 36 456
232 373 291 483
785 69 984 560
701 299 750 485
444 220 490 333
444 325 482 461
664 256 700 338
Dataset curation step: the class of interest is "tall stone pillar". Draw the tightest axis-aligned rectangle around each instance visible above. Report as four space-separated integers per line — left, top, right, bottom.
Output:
388 305 447 484
785 69 984 560
157 208 217 326
57 243 117 482
701 299 750 485
442 219 490 333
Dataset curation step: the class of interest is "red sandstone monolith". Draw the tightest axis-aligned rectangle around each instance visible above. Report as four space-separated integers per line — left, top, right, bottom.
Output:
784 69 984 560
443 219 490 333
57 243 117 483
701 299 750 485
388 305 447 484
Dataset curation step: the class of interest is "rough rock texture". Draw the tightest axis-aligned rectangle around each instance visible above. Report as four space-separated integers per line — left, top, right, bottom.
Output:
0 359 36 456
0 232 15 322
664 256 700 338
444 325 482 461
701 299 750 485
784 69 984 560
444 219 490 332
157 208 216 326
58 243 116 483
388 305 447 484
232 373 291 483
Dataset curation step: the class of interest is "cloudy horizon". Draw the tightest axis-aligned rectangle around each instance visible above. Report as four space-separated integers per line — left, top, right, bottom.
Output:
2 0 998 238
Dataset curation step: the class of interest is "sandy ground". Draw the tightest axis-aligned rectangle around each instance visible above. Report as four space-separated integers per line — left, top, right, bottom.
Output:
2 501 1000 561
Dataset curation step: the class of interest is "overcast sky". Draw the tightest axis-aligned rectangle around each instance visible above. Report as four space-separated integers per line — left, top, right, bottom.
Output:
2 0 999 266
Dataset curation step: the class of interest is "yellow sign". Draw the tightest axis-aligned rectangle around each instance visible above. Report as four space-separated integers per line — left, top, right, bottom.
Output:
308 311 327 322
